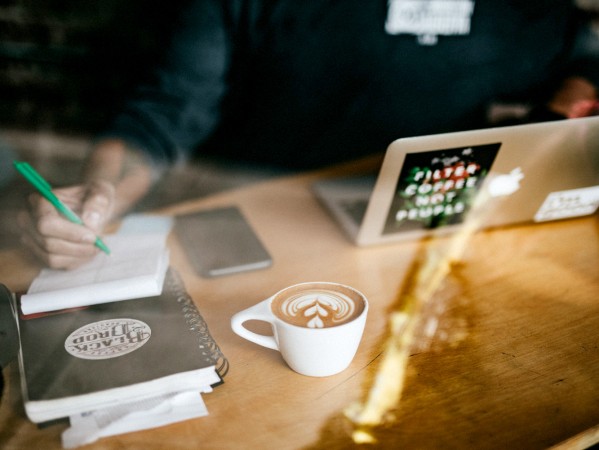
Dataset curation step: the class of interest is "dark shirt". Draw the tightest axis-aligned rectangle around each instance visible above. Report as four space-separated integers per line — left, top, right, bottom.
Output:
101 0 599 169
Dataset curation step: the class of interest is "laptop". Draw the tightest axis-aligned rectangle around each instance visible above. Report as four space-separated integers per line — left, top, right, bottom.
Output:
313 116 599 246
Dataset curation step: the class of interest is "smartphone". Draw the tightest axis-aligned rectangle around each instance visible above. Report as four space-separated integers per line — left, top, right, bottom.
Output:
175 206 272 277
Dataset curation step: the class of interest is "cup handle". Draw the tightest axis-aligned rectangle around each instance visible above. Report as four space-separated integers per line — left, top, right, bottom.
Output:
230 299 279 350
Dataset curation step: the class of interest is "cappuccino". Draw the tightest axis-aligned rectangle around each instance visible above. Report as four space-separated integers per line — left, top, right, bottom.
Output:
231 281 368 376
271 283 365 329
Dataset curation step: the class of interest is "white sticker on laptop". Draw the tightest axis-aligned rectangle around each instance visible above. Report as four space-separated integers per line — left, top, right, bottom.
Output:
534 186 599 222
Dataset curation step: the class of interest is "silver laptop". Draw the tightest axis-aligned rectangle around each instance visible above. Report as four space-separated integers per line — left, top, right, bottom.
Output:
313 116 599 246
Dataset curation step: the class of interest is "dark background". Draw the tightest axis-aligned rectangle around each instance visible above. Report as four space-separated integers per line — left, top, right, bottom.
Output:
2 1 599 135
1 0 598 252
0 0 188 134
0 0 285 252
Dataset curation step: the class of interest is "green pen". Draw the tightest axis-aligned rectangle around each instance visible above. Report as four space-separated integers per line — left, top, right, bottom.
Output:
13 161 111 255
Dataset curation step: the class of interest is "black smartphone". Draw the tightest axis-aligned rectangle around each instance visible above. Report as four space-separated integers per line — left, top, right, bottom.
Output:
175 206 272 277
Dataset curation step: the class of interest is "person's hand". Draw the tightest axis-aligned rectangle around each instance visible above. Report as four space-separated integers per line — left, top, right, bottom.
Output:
548 76 598 118
567 99 599 118
18 180 116 270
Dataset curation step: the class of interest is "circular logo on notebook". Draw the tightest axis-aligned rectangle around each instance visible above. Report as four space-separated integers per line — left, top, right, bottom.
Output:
64 318 151 360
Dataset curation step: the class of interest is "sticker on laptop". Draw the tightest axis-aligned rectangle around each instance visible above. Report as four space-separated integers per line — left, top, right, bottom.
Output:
65 318 151 360
383 142 501 235
534 186 599 222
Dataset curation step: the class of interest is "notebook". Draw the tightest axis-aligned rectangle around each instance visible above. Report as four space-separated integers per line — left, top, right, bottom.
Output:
313 116 599 246
11 269 228 424
20 214 172 315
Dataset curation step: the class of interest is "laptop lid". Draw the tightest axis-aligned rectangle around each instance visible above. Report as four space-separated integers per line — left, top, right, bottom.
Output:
316 116 599 246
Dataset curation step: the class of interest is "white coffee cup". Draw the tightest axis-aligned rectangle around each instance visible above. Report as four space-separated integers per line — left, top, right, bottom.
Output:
230 282 368 377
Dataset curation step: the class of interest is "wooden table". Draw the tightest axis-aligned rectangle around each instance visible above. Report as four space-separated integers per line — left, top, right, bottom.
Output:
1 159 599 449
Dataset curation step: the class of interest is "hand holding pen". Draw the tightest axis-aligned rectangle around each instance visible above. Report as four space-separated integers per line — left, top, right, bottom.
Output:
15 161 115 270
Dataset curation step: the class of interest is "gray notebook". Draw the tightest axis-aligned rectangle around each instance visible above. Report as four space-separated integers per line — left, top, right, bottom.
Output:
14 269 227 423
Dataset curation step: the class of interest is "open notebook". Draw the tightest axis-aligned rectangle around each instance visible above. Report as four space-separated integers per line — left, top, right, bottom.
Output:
313 116 599 245
20 214 173 315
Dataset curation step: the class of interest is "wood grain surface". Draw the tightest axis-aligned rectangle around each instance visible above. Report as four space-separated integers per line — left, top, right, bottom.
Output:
1 159 598 449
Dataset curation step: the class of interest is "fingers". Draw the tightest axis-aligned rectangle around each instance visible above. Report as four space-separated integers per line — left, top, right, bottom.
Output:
80 180 116 233
548 76 597 117
19 182 116 270
18 208 100 270
567 99 599 118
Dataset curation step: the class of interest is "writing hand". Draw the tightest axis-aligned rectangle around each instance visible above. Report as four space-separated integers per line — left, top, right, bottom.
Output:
18 180 116 270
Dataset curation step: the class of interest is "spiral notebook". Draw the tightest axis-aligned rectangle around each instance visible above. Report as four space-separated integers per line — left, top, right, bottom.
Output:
14 269 228 424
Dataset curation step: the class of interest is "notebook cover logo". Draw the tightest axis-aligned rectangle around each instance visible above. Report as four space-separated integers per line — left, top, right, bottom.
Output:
64 318 151 360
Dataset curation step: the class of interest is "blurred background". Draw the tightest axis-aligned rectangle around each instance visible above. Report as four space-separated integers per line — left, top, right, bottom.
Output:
1 0 599 250
0 0 281 249
0 0 192 133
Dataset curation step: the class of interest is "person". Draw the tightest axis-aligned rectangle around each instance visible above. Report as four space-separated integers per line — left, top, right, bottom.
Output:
19 0 599 269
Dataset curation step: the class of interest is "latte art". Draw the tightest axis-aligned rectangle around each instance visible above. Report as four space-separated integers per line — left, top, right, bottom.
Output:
272 287 364 328
232 281 368 377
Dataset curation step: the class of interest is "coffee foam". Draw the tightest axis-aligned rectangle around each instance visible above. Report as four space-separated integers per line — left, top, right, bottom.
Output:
272 284 364 329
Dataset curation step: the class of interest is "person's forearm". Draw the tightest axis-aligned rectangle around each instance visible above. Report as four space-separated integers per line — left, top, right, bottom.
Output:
82 139 154 219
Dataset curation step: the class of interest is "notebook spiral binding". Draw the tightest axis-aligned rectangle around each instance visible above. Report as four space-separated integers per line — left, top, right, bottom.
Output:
167 269 229 378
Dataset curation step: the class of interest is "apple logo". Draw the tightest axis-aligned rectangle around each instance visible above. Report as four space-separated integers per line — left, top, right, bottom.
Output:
487 167 524 197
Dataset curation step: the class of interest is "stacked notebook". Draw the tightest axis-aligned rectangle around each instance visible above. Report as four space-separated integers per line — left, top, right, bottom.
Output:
9 214 228 447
